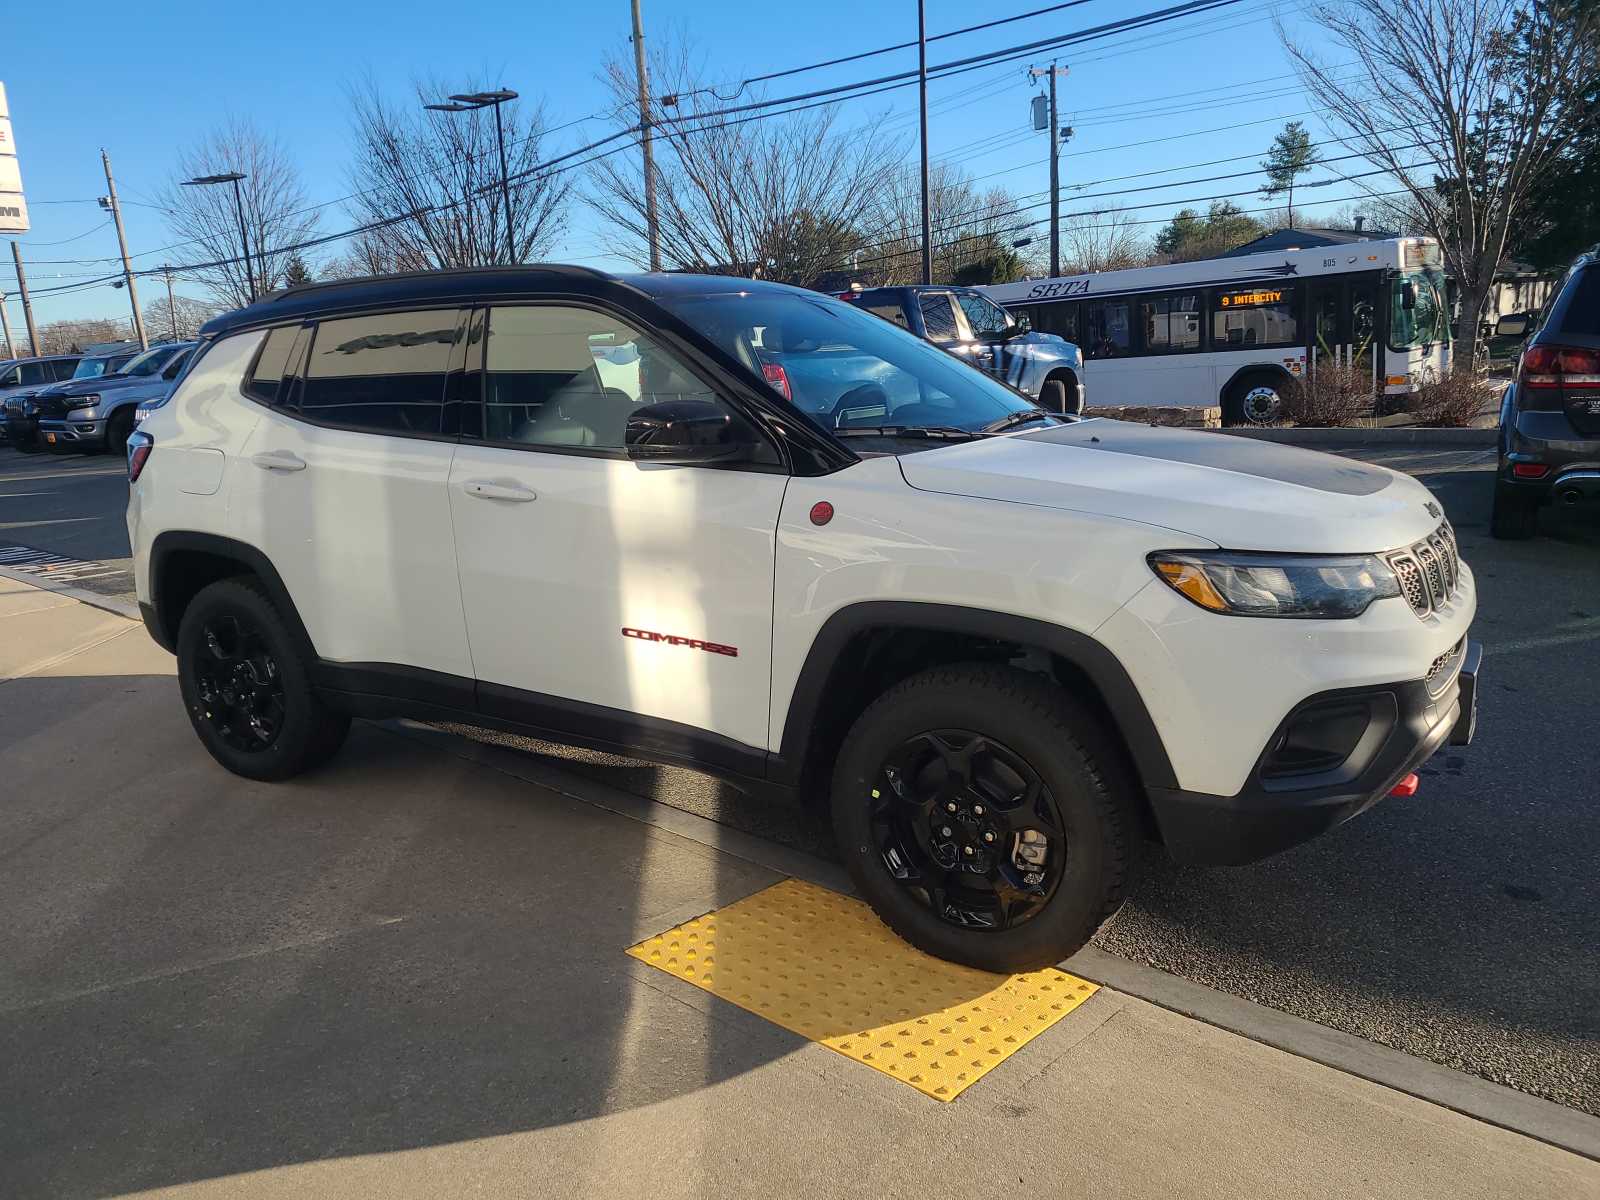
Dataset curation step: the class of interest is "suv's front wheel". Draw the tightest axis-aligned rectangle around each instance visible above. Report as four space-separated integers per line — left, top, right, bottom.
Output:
176 579 350 781
831 665 1133 973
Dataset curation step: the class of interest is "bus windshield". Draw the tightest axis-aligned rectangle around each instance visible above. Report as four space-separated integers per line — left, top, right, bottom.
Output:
1391 268 1448 350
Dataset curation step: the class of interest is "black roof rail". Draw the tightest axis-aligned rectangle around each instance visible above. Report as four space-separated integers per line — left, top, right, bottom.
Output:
262 263 614 303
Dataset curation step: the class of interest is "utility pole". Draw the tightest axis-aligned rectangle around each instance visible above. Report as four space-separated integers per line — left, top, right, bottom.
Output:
161 265 179 340
631 0 661 271
9 241 39 356
0 290 15 360
917 0 932 284
1029 63 1070 278
100 149 147 349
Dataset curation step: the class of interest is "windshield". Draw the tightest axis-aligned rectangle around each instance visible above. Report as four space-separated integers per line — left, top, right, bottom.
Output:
71 353 136 380
1391 269 1449 350
122 346 179 377
657 289 1049 438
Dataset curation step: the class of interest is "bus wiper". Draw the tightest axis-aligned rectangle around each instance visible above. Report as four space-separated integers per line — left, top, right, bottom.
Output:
981 409 1056 434
832 425 978 440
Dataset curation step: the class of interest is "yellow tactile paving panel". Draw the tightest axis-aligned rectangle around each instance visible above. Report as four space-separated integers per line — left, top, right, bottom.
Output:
627 878 1099 1100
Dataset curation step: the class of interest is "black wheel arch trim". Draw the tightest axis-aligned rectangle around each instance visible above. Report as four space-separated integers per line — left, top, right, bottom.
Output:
771 601 1178 792
147 531 317 659
1220 364 1294 399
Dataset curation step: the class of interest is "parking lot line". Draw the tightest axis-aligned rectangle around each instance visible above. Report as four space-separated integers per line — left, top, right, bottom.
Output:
628 877 1098 1100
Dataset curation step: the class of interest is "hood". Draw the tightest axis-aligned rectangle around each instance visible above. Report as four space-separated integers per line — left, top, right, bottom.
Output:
895 419 1445 553
47 373 144 397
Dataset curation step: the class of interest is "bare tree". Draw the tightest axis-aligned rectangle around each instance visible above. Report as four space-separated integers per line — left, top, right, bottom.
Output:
37 317 133 355
857 162 1031 284
588 40 902 284
1057 206 1147 274
344 77 571 272
142 292 221 341
1281 0 1600 370
160 119 320 308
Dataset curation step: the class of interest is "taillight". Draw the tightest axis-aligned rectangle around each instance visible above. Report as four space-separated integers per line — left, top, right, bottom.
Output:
127 430 153 482
1519 344 1600 409
761 362 792 401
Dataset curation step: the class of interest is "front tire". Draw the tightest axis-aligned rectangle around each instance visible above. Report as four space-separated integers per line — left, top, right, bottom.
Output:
1490 479 1539 540
176 578 350 781
831 664 1133 973
105 408 134 456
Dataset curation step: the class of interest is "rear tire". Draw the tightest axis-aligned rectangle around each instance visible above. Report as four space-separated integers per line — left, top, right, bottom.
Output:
176 578 350 781
830 664 1133 973
1490 480 1539 540
1222 374 1288 426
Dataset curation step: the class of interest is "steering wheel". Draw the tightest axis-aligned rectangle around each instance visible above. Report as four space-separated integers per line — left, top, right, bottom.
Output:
829 383 890 429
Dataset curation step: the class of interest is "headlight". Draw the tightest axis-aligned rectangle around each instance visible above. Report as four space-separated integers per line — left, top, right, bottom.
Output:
1148 551 1401 619
65 394 100 411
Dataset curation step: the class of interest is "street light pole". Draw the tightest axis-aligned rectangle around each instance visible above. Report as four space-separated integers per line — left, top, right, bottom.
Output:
0 289 15 360
161 265 179 340
10 241 39 356
426 89 520 265
183 172 254 304
917 0 932 285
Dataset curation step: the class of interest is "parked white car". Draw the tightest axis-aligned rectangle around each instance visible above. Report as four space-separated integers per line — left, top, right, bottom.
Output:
127 267 1480 971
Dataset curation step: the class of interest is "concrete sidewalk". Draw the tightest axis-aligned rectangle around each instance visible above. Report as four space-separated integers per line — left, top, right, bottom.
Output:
3 579 1596 1200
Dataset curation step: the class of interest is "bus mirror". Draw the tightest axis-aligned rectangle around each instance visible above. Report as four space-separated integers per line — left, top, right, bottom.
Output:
1401 282 1418 311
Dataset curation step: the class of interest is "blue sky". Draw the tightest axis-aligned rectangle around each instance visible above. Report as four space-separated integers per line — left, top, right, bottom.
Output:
1 0 1335 330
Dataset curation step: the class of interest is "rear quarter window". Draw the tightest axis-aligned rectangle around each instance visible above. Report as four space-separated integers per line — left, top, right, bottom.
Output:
243 326 301 404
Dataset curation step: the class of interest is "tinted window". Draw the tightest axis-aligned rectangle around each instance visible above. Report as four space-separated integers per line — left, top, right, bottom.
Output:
161 348 194 380
243 326 300 404
863 301 910 329
1083 300 1132 359
1556 266 1600 336
919 294 960 341
50 359 80 381
302 310 457 435
1214 286 1299 349
0 364 17 387
957 292 1011 338
484 305 721 451
1028 302 1078 342
19 362 49 385
1143 292 1202 353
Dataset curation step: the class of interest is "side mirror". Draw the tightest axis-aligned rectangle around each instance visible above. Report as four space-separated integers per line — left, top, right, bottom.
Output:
625 399 756 465
1401 282 1418 311
1495 314 1529 338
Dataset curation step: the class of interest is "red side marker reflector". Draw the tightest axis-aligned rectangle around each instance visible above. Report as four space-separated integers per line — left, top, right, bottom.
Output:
1511 462 1549 479
1389 772 1420 798
809 500 834 526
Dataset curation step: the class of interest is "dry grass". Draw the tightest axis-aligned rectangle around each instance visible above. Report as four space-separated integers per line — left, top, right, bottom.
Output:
1407 371 1495 427
1281 363 1375 427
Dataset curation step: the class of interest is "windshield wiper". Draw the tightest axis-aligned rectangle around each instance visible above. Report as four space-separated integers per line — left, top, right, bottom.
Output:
832 425 978 441
981 409 1057 434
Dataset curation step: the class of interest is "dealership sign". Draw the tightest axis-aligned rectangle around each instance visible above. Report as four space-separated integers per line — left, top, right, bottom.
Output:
0 82 29 233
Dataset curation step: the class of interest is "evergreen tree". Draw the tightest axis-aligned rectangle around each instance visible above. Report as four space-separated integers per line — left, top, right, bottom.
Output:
1260 121 1316 226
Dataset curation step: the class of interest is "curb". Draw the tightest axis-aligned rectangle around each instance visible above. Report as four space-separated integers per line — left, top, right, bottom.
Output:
1217 425 1497 447
392 718 1600 1163
0 564 140 621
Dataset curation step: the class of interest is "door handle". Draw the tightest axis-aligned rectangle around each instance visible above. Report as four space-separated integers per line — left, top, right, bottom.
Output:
250 450 306 472
461 479 537 503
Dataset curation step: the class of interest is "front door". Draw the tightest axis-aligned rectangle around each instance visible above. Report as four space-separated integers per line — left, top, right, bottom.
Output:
446 302 788 754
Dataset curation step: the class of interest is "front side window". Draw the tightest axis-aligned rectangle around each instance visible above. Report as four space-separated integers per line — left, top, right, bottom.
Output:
483 305 725 451
1083 300 1132 359
161 349 194 380
919 294 961 342
122 346 180 378
1142 293 1202 353
956 292 1013 339
658 288 1052 437
19 361 49 385
50 359 79 381
301 309 458 435
1214 285 1299 349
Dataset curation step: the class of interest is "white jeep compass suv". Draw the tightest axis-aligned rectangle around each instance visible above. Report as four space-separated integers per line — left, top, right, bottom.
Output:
127 267 1480 972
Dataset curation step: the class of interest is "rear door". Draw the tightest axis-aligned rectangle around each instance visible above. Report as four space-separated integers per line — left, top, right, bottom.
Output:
228 310 474 682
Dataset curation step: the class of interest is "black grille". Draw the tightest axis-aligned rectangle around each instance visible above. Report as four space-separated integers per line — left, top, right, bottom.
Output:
1386 521 1462 618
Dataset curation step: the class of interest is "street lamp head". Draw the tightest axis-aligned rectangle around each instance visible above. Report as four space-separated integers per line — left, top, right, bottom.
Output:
424 101 476 112
451 89 518 105
183 172 247 186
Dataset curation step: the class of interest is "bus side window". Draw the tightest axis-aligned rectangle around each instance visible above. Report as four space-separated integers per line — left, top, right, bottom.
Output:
1084 300 1132 359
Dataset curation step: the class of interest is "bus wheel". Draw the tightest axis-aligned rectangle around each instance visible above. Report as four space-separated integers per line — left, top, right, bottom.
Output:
1224 375 1287 426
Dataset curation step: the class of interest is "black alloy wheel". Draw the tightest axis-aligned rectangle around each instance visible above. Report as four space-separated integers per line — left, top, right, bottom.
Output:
871 729 1066 931
192 613 287 752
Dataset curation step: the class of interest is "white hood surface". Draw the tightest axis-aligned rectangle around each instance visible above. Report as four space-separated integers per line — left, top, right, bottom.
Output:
896 419 1446 554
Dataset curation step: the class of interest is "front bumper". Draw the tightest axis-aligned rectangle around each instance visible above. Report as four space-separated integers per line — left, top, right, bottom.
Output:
37 417 107 451
1147 640 1480 866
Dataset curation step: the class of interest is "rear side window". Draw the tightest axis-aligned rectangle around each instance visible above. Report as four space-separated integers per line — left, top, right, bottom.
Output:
243 327 298 404
919 294 960 341
301 309 459 435
863 301 910 329
50 359 79 381
1556 267 1600 336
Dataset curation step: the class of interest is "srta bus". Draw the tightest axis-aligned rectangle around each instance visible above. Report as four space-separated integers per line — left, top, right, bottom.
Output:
983 237 1451 425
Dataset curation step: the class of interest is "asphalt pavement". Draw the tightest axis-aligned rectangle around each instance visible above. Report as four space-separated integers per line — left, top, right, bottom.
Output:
1 436 1596 1116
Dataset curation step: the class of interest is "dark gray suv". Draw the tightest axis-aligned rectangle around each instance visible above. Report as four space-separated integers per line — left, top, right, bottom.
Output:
1492 248 1600 538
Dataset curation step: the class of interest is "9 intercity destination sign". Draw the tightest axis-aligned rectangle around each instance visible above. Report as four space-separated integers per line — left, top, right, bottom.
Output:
0 82 30 233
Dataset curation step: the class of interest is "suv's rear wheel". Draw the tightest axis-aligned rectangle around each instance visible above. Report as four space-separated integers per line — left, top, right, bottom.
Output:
176 579 350 781
1490 479 1540 540
831 664 1132 972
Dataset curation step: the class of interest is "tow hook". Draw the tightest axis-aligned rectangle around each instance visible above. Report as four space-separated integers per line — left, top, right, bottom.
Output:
1389 773 1420 798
